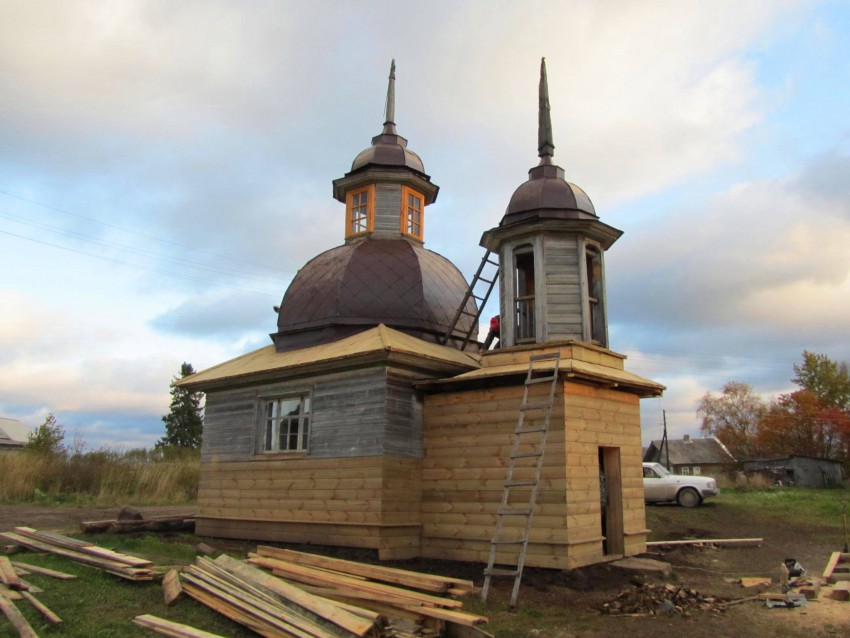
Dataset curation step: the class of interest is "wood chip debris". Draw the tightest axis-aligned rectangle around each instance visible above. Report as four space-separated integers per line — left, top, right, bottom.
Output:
600 582 725 616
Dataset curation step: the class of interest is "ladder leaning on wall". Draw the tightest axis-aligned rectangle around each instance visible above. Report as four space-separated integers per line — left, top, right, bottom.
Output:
481 351 562 609
440 249 499 351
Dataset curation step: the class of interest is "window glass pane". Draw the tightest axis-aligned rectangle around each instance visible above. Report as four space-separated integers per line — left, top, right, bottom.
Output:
279 398 300 416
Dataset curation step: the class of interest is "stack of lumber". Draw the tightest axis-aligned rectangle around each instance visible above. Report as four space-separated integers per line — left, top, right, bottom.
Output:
172 548 488 638
80 514 196 534
246 548 486 637
0 555 68 636
0 527 155 581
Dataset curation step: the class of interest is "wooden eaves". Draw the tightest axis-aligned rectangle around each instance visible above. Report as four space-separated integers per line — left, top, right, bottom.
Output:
175 323 481 393
415 350 665 397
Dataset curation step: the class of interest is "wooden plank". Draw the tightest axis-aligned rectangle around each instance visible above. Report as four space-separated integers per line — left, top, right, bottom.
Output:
0 591 38 638
211 554 375 637
163 569 184 606
183 569 337 638
823 552 849 583
0 532 152 580
0 557 24 591
21 591 62 624
12 561 76 580
249 555 463 609
255 547 472 594
397 603 488 627
12 527 153 567
133 614 227 638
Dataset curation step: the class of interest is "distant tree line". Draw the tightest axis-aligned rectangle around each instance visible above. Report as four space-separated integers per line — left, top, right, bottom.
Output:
697 351 850 466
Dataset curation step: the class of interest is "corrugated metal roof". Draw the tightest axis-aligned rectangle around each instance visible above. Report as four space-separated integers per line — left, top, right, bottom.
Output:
177 324 480 389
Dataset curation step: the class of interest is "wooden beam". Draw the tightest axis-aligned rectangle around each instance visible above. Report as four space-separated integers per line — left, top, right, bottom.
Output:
0 591 38 638
21 591 62 624
133 614 227 638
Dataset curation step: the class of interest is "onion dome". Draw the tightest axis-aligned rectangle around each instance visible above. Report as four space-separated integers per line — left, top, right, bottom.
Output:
501 58 599 227
272 239 476 351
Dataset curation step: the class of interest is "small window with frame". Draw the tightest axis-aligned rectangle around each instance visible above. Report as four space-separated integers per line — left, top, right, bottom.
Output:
400 186 424 240
261 393 311 453
346 185 375 238
681 466 690 475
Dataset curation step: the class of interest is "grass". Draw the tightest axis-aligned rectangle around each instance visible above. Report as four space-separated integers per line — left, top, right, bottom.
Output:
4 487 850 637
0 449 199 505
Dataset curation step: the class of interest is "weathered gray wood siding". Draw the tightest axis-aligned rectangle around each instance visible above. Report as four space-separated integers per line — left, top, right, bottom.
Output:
373 183 402 238
384 370 424 456
542 234 584 342
200 365 426 463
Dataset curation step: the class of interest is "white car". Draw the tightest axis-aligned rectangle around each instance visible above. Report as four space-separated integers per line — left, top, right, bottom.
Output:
642 462 719 507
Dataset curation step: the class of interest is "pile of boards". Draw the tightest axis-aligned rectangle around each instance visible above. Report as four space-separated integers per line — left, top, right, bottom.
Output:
0 526 155 581
0 548 76 636
156 547 489 638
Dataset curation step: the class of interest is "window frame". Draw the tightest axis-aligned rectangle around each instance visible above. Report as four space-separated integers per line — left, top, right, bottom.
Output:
345 184 375 239
258 392 312 455
400 186 424 241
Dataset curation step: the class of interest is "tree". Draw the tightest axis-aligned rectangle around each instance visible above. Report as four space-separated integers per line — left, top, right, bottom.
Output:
696 381 767 460
792 350 850 410
26 413 66 456
157 362 204 450
756 389 848 459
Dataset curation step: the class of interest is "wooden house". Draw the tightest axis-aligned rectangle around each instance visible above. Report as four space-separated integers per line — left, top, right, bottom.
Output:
0 417 28 450
179 60 663 572
643 435 736 477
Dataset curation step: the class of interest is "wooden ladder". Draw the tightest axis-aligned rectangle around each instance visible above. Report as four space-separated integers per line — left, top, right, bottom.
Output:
482 351 562 608
440 249 499 351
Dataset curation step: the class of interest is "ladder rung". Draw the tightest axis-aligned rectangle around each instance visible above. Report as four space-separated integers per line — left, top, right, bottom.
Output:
510 451 542 459
520 401 551 411
515 426 547 434
498 507 531 516
530 352 561 362
490 538 525 545
484 567 520 577
504 479 537 488
525 375 556 385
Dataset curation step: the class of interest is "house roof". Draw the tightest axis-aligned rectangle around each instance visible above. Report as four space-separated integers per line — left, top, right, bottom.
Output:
645 437 736 465
0 417 29 447
417 347 664 397
177 324 481 391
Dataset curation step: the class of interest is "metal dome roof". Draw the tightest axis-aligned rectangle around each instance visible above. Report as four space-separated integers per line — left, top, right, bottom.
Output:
505 164 596 217
350 132 426 173
273 239 475 351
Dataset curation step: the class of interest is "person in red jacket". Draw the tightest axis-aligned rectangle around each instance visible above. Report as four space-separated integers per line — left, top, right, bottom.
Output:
483 315 500 350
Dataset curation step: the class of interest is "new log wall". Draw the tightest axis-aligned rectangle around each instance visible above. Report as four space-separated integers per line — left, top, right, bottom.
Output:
420 378 647 569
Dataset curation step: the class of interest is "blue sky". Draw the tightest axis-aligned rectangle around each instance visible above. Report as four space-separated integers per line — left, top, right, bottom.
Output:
1 0 849 449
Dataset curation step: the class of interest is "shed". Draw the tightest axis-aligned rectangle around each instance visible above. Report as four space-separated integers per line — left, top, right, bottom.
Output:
643 435 736 477
741 455 844 487
0 417 28 450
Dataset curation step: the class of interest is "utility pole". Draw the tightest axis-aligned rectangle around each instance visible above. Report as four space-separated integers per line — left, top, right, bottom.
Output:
662 410 670 471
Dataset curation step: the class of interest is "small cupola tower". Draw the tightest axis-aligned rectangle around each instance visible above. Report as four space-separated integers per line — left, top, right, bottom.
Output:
481 59 623 348
332 60 439 244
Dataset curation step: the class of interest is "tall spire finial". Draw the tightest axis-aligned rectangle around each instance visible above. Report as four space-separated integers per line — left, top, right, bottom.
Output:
538 57 555 164
382 59 397 135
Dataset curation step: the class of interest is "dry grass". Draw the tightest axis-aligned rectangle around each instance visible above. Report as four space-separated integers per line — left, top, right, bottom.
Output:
0 448 199 505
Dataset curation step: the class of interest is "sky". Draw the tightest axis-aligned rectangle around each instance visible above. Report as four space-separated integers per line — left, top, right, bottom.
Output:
1 0 849 450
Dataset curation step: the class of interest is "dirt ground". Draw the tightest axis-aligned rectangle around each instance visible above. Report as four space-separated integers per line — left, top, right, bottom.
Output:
2 501 848 637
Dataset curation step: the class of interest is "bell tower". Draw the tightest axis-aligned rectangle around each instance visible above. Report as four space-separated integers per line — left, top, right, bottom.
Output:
481 59 622 348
